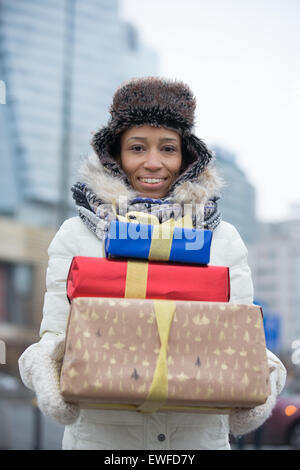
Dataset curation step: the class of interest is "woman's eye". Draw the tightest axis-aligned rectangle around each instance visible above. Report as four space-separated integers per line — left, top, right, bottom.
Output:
162 146 176 153
131 145 144 152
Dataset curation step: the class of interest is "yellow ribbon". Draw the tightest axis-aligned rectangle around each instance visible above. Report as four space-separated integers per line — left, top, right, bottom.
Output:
117 210 193 229
137 299 176 413
117 211 193 262
117 212 193 298
148 218 175 261
124 260 149 298
110 210 194 412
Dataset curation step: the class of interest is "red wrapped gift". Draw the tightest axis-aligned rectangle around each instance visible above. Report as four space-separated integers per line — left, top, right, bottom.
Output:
67 257 230 302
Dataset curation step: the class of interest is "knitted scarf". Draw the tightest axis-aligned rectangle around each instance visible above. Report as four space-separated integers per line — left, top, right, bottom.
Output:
71 182 222 241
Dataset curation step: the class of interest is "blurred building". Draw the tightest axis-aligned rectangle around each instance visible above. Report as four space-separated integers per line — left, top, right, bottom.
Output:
213 145 258 243
212 145 300 353
0 0 158 227
0 218 55 376
248 219 300 354
121 21 159 78
0 0 158 374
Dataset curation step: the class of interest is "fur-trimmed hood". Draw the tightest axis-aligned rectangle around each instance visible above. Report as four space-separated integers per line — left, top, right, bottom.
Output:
77 150 223 209
91 77 216 177
76 77 223 214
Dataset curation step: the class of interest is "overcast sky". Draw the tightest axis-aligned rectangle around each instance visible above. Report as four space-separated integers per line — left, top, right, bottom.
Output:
120 0 300 222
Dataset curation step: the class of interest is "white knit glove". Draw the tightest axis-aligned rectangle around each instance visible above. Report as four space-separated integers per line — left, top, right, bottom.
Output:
229 349 287 437
18 333 80 425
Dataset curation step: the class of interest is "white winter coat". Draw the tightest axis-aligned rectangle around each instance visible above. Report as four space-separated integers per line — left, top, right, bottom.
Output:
40 215 252 450
19 153 286 450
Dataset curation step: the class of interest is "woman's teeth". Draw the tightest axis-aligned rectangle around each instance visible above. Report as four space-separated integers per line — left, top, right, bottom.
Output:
139 178 166 184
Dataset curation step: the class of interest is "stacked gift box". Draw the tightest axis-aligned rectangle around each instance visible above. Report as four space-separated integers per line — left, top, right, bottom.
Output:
60 213 270 413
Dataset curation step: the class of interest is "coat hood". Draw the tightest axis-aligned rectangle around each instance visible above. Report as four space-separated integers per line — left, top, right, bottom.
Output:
76 77 223 213
91 77 213 170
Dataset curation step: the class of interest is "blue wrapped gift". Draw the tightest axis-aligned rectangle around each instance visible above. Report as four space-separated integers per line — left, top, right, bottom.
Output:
104 219 212 265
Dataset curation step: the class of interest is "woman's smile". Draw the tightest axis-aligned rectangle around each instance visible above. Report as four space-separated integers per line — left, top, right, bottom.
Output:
137 176 168 188
138 177 167 183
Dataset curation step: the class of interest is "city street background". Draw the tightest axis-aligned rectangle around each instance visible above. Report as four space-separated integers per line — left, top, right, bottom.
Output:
1 0 300 451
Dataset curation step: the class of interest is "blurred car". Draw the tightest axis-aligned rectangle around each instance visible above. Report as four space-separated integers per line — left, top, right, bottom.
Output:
239 383 300 449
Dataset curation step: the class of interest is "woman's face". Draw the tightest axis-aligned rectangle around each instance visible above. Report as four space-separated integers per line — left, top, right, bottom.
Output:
119 125 182 199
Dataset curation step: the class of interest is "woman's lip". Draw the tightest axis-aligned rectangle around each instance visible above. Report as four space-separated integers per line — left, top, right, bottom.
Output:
138 177 167 180
137 177 168 187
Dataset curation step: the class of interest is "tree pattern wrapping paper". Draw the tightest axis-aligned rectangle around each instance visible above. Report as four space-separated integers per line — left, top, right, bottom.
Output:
60 298 270 412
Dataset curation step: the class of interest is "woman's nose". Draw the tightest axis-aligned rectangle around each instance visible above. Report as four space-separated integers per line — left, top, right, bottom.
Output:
143 150 163 170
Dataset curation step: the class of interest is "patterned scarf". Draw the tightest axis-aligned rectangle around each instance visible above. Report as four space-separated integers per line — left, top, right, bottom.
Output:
71 182 222 241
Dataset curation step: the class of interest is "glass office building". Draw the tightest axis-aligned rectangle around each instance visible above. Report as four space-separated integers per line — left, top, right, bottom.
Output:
213 145 258 243
248 220 300 353
0 0 158 226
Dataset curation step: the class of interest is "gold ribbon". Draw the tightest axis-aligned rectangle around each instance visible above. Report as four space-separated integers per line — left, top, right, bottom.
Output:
137 300 176 413
124 260 149 298
117 211 193 262
121 212 193 298
148 218 175 261
117 211 193 299
111 210 194 412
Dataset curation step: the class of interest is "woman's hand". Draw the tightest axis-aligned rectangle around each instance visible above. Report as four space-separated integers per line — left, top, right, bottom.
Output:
229 349 287 436
19 333 80 425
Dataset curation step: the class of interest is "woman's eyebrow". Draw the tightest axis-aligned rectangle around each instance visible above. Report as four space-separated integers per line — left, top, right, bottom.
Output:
127 136 147 141
126 136 179 143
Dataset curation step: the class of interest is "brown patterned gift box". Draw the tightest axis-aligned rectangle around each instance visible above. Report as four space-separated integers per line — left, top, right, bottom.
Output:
60 298 271 413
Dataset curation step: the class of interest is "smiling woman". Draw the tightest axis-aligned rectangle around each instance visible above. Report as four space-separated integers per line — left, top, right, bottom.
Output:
18 76 286 451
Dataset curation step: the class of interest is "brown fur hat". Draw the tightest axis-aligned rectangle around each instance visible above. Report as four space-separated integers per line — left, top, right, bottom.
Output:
91 77 214 182
110 76 196 132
